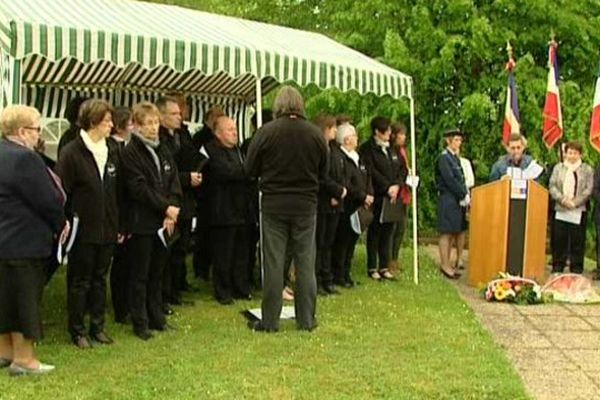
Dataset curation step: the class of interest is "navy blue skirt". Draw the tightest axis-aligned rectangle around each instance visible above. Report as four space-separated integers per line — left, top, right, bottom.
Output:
437 193 467 234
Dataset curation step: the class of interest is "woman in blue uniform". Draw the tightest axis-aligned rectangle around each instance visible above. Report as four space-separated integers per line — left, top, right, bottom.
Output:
436 129 469 279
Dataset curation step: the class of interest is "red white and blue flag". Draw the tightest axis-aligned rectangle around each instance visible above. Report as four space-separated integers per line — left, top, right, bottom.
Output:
502 58 520 144
542 41 563 148
590 63 600 152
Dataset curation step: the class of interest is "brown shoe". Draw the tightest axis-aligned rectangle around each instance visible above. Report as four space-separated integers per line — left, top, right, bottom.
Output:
73 335 92 349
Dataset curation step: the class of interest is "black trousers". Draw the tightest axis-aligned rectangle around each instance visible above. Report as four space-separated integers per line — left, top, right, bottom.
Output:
332 212 360 284
193 224 212 281
247 224 260 288
551 213 587 274
210 225 250 302
390 204 408 262
67 242 114 338
128 234 167 332
366 217 394 272
45 237 61 285
110 240 130 322
165 218 192 302
315 212 340 286
261 212 317 331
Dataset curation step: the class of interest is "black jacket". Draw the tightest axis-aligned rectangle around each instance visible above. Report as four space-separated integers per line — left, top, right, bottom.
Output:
341 150 373 214
56 135 120 244
359 137 407 209
192 125 214 150
159 124 199 220
200 140 251 226
318 141 347 214
120 135 183 235
0 139 66 259
245 114 328 216
58 124 79 158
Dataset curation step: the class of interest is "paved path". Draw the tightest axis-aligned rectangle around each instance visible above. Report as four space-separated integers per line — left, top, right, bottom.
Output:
424 246 600 400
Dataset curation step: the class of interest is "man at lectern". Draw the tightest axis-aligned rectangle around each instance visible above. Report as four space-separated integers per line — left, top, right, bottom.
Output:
436 128 469 279
489 133 543 181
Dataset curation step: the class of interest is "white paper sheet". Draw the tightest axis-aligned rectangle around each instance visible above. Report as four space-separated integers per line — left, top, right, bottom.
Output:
555 208 583 225
350 211 361 235
247 306 296 321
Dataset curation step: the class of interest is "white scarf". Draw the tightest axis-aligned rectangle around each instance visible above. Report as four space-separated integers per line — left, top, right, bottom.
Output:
80 129 108 180
341 146 359 167
374 136 389 156
562 159 582 199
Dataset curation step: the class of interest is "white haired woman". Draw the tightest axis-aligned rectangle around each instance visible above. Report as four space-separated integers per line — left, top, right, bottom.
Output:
0 105 68 376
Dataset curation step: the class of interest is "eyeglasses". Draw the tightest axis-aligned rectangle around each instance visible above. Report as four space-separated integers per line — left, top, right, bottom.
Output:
23 126 42 133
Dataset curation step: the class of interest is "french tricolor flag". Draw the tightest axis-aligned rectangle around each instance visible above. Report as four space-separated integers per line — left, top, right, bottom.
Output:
542 41 563 149
502 58 520 144
590 63 600 152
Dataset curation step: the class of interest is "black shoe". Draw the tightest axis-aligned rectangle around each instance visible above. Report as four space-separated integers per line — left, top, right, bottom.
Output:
115 315 131 325
163 305 174 315
90 331 114 345
439 268 460 280
317 286 330 297
73 335 93 349
134 329 153 341
298 319 318 332
323 284 340 295
234 293 252 301
169 297 183 306
182 283 200 293
217 297 234 305
247 320 278 333
149 323 176 332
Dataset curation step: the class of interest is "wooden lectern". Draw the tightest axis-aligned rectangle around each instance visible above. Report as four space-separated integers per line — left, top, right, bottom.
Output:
468 179 548 286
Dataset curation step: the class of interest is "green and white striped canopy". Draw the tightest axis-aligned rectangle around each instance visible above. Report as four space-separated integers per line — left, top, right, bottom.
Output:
0 0 412 102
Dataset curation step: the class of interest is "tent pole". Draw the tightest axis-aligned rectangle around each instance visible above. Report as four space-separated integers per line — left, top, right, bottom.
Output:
409 96 419 284
255 77 263 128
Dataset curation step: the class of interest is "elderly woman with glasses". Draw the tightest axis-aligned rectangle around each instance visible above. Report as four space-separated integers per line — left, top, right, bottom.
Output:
0 105 67 376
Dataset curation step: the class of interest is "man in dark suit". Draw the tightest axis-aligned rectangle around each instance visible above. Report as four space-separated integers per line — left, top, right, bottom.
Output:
245 86 327 332
198 116 252 304
157 96 201 307
192 106 224 282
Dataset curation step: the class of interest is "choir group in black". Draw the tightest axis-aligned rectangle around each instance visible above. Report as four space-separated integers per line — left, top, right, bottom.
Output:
0 87 414 375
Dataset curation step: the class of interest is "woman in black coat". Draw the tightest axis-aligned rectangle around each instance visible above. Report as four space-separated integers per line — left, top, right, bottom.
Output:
120 102 182 341
436 129 469 279
359 117 407 280
332 122 373 287
56 99 120 348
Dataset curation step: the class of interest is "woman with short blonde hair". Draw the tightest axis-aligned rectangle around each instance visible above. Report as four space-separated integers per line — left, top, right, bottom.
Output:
0 105 67 376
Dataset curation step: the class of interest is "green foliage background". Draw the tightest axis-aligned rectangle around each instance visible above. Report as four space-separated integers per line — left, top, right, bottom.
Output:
148 0 600 231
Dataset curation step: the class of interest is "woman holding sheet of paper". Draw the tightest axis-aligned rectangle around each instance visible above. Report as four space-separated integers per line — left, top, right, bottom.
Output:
56 99 121 349
549 141 593 274
120 102 182 341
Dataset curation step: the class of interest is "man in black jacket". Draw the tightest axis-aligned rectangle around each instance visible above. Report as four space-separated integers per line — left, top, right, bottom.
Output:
198 116 251 304
332 123 374 287
192 106 224 282
245 86 327 332
121 102 182 340
157 96 201 307
56 99 120 348
315 115 347 295
359 117 407 281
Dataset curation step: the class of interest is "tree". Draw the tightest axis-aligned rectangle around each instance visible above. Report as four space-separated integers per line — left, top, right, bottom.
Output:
147 0 600 231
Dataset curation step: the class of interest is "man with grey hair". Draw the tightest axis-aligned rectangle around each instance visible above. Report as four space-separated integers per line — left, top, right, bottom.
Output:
245 86 328 332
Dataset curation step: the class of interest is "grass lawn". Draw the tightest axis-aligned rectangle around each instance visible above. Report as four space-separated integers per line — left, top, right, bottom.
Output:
0 245 529 399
